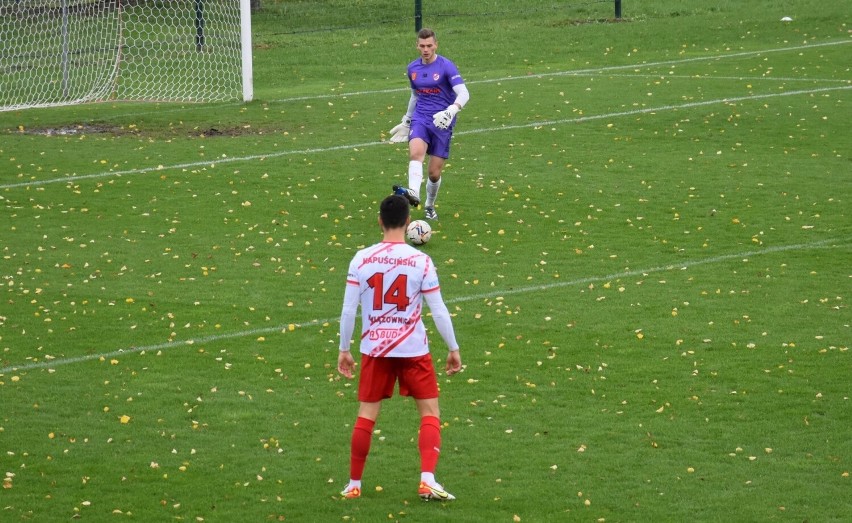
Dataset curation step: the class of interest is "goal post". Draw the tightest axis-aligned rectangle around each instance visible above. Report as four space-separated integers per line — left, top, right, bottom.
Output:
239 0 253 103
0 0 253 112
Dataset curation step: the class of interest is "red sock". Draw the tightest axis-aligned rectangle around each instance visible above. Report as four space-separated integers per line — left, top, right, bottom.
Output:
350 416 375 481
418 415 442 474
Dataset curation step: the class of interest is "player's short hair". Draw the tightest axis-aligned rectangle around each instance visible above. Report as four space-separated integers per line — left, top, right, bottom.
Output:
380 194 410 229
417 28 436 41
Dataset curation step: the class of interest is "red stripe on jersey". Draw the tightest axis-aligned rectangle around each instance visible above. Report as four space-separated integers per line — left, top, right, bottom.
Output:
369 306 423 357
371 316 420 357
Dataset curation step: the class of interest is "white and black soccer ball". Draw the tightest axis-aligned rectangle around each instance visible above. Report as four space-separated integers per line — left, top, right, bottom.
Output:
406 219 432 245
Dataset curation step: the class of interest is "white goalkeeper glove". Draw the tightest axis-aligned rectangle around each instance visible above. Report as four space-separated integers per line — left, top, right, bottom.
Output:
388 115 411 143
432 104 460 130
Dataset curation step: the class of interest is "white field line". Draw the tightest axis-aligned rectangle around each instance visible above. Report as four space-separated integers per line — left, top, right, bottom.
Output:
563 73 851 84
265 39 852 103
2 83 850 191
1 237 848 375
2 40 850 372
87 39 851 120
456 84 851 136
2 39 849 190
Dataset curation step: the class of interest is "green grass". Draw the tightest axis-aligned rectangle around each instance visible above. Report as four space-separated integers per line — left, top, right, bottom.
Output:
2 0 850 521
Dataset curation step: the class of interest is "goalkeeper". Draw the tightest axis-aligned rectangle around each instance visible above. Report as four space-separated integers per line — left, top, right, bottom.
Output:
388 28 470 221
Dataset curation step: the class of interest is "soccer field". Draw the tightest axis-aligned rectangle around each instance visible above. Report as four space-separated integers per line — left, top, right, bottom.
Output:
2 1 850 520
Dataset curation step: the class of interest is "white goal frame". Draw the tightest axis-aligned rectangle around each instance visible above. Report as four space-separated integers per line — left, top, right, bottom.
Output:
0 0 253 112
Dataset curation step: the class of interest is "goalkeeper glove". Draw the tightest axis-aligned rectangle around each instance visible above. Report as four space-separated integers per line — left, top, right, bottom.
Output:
432 104 460 130
388 115 411 143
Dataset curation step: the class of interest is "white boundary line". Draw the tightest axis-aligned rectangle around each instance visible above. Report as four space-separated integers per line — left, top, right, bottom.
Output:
467 39 852 85
88 40 850 118
2 39 850 190
2 83 849 191
2 40 850 372
562 73 850 84
1 237 848 374
265 40 852 103
456 85 851 136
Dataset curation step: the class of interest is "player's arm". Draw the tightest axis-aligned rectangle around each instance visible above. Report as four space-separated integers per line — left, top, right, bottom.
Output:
389 90 418 143
338 283 360 378
433 84 469 130
406 89 418 115
451 83 469 110
423 289 462 375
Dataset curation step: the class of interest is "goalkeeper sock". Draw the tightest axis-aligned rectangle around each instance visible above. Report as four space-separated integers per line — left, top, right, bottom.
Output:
425 178 441 208
408 161 423 198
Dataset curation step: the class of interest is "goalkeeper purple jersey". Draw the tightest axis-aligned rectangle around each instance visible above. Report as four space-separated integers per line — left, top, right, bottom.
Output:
407 55 464 123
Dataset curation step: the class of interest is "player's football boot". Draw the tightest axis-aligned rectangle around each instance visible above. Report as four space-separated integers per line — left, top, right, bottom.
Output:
418 481 455 501
393 185 421 207
424 206 438 220
340 484 361 499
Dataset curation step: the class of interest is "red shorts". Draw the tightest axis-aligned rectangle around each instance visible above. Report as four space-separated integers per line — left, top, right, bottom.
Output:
358 354 439 402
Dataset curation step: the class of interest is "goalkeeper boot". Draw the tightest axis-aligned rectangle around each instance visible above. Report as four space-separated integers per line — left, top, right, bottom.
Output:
424 206 438 221
418 481 455 501
393 185 421 207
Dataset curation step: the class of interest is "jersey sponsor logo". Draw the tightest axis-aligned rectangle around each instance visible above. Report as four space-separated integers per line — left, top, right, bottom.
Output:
368 314 413 325
416 87 441 95
369 328 401 341
370 321 417 357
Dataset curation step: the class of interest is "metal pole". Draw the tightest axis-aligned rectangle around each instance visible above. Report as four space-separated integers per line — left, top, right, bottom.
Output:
615 0 622 19
414 0 422 32
240 0 254 101
195 0 205 51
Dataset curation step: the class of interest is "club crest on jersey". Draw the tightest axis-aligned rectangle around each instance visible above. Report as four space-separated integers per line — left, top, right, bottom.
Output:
433 73 440 81
411 72 417 81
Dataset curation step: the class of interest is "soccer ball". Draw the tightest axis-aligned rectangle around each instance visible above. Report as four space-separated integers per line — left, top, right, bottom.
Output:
406 219 432 245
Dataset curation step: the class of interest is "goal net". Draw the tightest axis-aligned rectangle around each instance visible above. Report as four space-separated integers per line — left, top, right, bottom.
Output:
0 0 252 112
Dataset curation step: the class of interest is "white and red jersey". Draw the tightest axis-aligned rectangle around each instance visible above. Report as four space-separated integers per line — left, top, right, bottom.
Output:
340 241 457 358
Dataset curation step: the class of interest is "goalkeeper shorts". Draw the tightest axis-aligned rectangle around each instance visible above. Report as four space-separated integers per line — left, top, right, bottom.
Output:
410 120 453 159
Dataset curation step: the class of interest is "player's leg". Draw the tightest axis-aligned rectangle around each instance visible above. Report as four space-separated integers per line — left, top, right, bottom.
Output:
423 131 452 220
341 402 380 498
424 156 445 219
414 397 442 478
393 123 430 205
398 137 428 204
346 402 380 490
401 355 456 500
342 356 394 499
414 397 454 500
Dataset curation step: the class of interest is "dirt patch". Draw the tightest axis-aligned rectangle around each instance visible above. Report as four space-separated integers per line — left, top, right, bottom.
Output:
17 123 261 138
21 123 129 136
196 127 253 137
